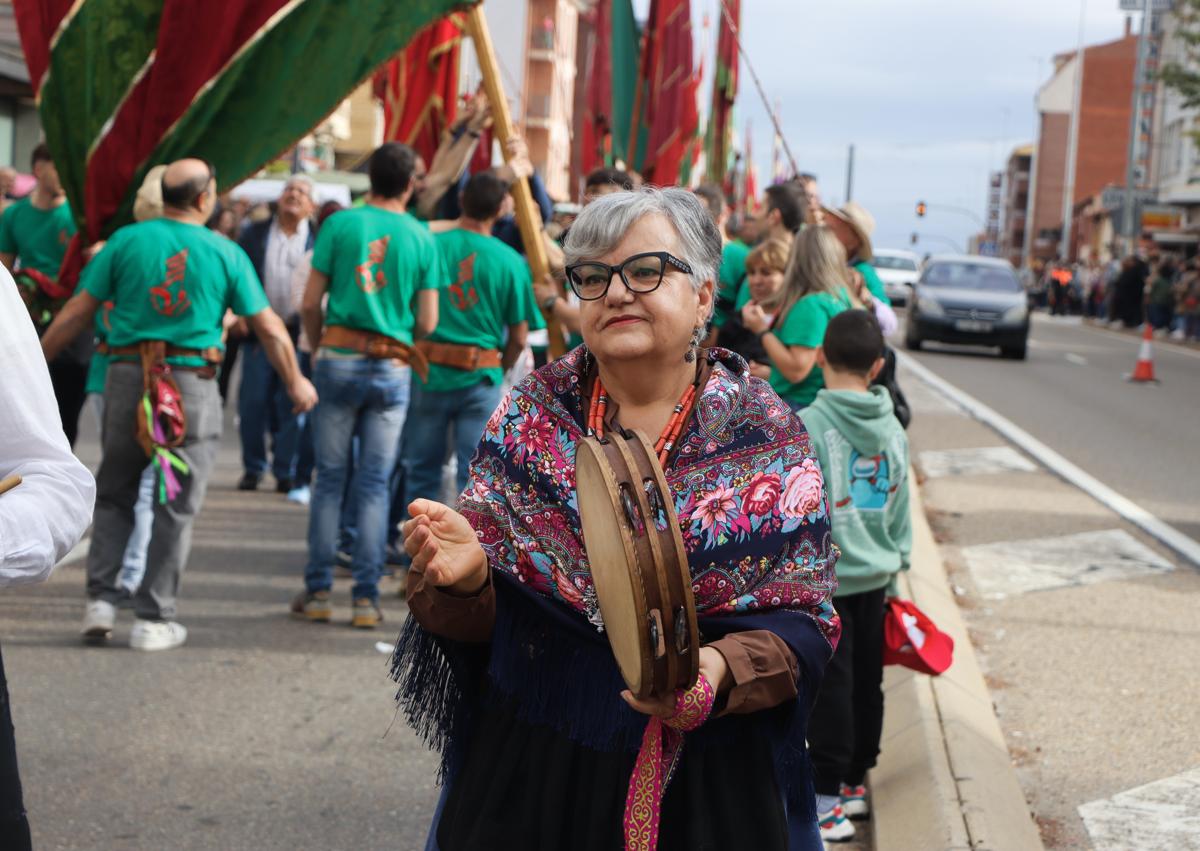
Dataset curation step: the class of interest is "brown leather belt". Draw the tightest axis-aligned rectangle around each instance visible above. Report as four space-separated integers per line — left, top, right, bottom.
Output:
319 325 429 381
100 342 221 378
414 340 502 372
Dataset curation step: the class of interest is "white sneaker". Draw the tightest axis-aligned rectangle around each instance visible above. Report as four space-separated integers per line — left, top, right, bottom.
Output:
129 619 187 651
286 485 311 506
818 804 856 842
81 600 116 642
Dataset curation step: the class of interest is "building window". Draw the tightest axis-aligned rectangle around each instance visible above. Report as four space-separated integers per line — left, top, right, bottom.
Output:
1164 119 1184 179
0 100 13 169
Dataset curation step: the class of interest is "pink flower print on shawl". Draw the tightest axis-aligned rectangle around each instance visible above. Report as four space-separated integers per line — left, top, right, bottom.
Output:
781 458 823 519
693 485 740 534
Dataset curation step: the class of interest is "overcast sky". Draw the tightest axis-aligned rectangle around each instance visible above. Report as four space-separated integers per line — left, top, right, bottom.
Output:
677 0 1136 253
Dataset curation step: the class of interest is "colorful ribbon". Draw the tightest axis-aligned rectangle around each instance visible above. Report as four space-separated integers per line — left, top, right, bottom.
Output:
623 676 716 851
142 395 189 504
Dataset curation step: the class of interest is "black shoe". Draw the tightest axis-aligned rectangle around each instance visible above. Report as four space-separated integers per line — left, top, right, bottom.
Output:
274 477 295 494
237 473 261 491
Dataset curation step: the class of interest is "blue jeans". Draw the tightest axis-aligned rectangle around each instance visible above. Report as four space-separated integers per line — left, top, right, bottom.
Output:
402 380 500 505
304 357 410 601
239 340 305 481
117 465 157 592
293 352 316 487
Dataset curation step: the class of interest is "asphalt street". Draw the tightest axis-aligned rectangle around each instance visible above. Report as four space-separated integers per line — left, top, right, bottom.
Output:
0 411 441 851
893 312 1200 849
898 313 1200 544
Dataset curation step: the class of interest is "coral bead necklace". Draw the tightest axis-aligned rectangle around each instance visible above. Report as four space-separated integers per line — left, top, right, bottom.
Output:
587 366 700 467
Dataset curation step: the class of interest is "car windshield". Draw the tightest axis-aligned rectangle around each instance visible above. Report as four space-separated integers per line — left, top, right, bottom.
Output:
873 255 918 272
921 262 1021 292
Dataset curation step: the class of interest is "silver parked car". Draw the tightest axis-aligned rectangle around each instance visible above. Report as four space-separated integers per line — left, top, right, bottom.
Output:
904 255 1030 360
871 248 921 306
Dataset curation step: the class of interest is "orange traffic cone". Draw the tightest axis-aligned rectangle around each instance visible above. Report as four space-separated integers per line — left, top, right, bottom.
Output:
1126 322 1159 383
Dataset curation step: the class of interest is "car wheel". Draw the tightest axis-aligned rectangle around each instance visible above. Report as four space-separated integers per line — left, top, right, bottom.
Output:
1000 343 1027 360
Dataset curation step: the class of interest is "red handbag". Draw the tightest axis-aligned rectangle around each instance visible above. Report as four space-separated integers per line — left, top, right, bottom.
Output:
882 598 954 675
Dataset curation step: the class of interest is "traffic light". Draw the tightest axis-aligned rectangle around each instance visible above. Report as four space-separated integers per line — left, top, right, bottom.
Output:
916 200 927 218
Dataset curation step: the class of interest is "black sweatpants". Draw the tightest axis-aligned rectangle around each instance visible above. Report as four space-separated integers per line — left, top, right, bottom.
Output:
47 356 89 447
807 587 887 796
0 642 32 850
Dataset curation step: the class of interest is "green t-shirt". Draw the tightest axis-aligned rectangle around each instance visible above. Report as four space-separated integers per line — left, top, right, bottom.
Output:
424 229 538 392
712 240 750 328
85 301 116 395
81 218 267 366
768 286 852 409
856 260 891 306
0 196 76 277
312 205 443 346
1148 276 1174 307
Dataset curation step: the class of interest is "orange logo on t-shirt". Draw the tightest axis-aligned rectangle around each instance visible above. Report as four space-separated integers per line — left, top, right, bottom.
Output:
356 236 390 293
149 249 192 317
58 229 69 246
448 253 479 311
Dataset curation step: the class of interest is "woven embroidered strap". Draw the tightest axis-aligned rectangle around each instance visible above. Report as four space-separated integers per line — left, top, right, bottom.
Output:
622 676 716 851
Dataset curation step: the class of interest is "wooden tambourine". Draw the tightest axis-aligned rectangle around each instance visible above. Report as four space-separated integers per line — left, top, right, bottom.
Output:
576 429 699 700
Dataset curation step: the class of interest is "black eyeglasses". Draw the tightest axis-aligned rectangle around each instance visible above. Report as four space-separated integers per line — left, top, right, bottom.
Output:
565 251 693 301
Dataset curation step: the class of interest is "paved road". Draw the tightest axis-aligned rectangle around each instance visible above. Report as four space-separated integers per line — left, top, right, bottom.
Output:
894 323 1200 849
899 313 1200 543
0 412 440 851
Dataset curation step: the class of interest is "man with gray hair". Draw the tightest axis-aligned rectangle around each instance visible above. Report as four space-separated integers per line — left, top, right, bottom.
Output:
236 174 316 493
40 157 316 650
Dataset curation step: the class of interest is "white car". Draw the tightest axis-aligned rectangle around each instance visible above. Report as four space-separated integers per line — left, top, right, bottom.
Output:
871 249 921 306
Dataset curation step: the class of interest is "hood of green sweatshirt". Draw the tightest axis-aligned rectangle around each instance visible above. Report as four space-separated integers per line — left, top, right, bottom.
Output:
805 386 896 457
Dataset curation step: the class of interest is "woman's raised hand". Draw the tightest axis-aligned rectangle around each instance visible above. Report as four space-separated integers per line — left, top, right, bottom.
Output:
402 499 488 594
741 302 769 335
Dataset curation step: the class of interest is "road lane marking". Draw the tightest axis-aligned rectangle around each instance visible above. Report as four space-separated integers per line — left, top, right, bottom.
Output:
961 529 1173 598
896 350 1200 569
1079 767 1200 851
1065 353 1088 366
919 446 1037 478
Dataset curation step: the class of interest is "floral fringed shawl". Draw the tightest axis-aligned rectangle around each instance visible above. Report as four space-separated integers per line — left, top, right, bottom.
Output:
392 347 840 824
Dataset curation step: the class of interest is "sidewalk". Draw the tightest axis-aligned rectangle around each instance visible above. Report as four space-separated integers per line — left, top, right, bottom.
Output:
868 472 1043 851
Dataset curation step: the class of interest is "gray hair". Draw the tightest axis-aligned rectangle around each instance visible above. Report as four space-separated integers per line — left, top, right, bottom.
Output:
284 174 315 198
563 187 722 291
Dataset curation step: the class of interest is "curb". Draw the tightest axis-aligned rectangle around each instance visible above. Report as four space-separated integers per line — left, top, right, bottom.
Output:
870 471 1043 851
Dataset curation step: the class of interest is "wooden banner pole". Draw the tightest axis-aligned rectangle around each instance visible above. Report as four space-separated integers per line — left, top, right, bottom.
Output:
465 4 565 358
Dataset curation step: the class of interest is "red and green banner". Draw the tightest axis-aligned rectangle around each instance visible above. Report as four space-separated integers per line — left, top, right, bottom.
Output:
629 0 695 186
580 0 640 174
705 0 738 186
374 13 466 166
13 0 473 253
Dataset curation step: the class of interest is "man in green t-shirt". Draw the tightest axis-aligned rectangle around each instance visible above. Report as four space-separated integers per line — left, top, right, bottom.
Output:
0 143 88 445
295 142 442 628
41 158 315 651
823 202 891 307
402 172 533 510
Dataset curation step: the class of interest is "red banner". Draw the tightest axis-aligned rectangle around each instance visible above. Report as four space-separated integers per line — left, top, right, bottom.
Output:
581 0 614 176
374 14 465 165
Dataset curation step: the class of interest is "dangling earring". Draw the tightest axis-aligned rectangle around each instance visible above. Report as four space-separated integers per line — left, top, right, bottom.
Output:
684 326 703 362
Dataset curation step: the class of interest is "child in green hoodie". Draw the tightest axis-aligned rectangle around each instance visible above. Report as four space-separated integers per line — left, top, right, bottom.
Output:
800 309 911 843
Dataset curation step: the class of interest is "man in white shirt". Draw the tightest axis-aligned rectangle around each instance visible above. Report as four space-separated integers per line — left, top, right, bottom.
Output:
0 268 95 849
235 175 316 493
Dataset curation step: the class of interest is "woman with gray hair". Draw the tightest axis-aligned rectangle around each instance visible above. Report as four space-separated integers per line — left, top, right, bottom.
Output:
392 187 837 850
